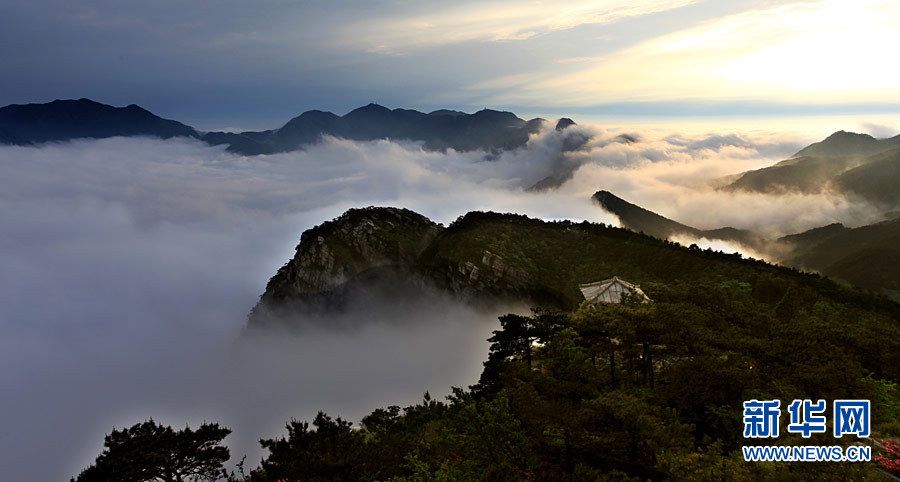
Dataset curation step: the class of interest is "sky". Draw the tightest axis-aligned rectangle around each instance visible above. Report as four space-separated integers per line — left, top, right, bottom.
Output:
2 0 900 129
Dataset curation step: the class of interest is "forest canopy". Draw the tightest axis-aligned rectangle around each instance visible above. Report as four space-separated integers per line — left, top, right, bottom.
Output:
77 275 900 481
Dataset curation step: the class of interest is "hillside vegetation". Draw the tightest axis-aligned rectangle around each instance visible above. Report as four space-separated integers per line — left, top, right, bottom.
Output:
243 210 900 479
251 208 899 325
783 218 900 294
724 131 900 209
242 286 899 480
836 148 900 206
591 190 761 248
78 207 900 481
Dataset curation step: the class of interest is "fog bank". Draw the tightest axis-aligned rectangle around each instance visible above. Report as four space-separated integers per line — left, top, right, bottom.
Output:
0 124 882 479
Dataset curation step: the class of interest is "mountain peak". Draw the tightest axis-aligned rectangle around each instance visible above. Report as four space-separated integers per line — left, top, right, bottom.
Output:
282 109 340 125
1 99 572 155
428 109 467 117
249 206 443 323
824 130 875 141
346 103 391 116
794 129 890 158
0 98 196 144
555 118 576 130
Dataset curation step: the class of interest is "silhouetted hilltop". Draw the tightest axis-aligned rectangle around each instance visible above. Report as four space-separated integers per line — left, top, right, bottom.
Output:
0 98 197 144
0 98 550 155
779 218 900 294
724 130 900 208
836 147 900 206
794 130 900 158
555 117 576 130
591 190 760 247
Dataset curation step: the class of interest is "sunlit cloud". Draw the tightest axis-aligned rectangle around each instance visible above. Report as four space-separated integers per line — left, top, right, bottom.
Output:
344 0 698 54
479 0 900 106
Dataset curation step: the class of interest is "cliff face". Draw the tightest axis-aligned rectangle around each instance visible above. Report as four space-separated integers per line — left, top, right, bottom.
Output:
248 208 541 326
253 207 441 317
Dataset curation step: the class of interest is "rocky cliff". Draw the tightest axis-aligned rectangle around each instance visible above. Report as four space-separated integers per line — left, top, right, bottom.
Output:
249 207 441 323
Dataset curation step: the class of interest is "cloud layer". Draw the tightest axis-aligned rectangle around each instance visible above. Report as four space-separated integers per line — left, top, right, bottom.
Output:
0 125 887 479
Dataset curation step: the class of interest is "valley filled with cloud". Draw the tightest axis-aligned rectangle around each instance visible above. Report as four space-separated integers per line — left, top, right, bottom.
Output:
0 123 891 479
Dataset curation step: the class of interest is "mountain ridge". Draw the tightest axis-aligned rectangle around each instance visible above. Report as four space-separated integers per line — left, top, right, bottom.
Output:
248 205 898 328
0 98 197 144
723 130 900 207
779 217 900 294
794 129 900 158
591 190 762 248
0 98 555 155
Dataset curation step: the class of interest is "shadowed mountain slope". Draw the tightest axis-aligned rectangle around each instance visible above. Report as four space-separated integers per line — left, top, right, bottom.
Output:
0 98 197 144
591 190 761 247
723 131 900 208
779 218 900 294
0 98 549 155
795 130 900 158
204 104 547 155
835 147 900 206
591 189 900 295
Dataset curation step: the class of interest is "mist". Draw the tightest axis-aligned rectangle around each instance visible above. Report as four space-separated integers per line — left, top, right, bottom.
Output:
0 124 885 480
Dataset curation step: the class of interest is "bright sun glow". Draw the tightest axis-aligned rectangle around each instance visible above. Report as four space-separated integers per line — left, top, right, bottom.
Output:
482 0 900 106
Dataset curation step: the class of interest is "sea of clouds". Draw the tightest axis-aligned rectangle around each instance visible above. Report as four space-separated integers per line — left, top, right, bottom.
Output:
0 125 885 479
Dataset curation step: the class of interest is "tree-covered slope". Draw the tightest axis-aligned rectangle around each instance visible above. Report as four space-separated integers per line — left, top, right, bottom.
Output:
589 189 900 296
836 147 900 206
244 280 899 481
250 207 898 327
82 270 900 481
421 211 897 309
591 190 761 247
783 218 900 293
84 207 900 481
795 130 900 158
723 131 900 208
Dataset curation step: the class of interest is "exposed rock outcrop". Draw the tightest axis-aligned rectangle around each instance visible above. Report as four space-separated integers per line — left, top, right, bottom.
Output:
249 207 441 323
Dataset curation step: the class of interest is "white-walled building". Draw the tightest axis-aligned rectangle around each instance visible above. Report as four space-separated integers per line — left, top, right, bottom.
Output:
579 276 651 304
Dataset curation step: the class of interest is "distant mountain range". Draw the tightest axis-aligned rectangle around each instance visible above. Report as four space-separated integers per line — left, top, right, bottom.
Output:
0 98 196 144
723 130 900 207
778 218 900 294
592 189 900 297
0 98 558 155
4 97 897 296
592 190 762 248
